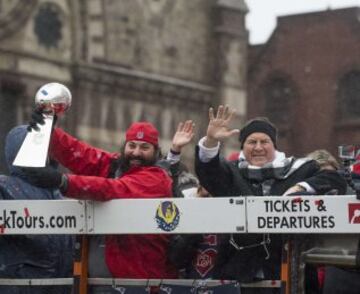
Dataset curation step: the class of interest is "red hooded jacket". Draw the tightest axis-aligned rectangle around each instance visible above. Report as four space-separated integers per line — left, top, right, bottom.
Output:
49 128 177 278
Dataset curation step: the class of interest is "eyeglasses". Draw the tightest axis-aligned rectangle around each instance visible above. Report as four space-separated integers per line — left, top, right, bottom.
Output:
229 233 271 260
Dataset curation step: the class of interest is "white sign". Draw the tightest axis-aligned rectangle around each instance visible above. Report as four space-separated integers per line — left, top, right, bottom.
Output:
247 195 360 233
0 200 86 235
87 197 246 234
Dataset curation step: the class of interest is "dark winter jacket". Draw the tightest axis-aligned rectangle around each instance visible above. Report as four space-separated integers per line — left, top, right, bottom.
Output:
169 233 220 279
195 148 347 283
0 125 74 293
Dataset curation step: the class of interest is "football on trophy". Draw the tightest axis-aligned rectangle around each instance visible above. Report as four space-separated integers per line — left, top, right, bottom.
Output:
35 82 72 115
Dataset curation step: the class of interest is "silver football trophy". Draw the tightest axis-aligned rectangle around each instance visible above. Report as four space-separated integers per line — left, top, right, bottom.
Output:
13 82 72 167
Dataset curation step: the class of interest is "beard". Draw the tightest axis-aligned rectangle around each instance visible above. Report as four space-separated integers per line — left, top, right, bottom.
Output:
120 154 157 173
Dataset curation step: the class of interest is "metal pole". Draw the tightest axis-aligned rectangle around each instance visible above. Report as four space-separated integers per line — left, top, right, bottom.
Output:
73 235 89 294
280 240 291 294
304 253 357 267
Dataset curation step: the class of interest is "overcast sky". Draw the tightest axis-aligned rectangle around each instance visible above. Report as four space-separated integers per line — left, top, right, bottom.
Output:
246 0 360 44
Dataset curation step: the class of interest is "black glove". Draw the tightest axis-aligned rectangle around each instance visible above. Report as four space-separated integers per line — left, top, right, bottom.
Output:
27 107 58 132
21 167 67 190
27 107 45 132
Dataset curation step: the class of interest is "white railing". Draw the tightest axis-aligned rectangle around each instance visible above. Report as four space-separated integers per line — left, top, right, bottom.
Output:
1 195 360 235
1 195 360 293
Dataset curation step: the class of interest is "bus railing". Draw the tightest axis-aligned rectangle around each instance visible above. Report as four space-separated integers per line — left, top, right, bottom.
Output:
1 195 360 294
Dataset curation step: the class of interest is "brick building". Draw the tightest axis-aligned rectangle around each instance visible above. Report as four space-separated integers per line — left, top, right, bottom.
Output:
0 0 248 172
248 7 360 158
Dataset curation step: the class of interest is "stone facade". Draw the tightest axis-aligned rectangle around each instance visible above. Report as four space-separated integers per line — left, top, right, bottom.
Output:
0 0 248 172
248 7 360 158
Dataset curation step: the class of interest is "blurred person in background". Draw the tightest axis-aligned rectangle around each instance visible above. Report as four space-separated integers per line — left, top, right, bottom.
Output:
0 125 74 294
313 150 360 294
305 149 342 294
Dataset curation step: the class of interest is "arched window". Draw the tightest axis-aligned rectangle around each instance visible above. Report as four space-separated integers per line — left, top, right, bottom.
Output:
337 71 360 120
262 77 296 125
34 2 63 48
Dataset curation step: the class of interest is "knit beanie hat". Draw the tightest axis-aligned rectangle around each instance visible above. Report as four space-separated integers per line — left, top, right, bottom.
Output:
239 118 277 149
126 122 159 146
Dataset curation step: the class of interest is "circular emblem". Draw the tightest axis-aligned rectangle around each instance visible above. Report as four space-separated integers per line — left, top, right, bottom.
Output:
136 131 144 139
155 201 180 232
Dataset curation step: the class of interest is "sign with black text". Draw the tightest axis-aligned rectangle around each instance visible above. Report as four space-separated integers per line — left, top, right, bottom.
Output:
0 200 85 235
247 195 360 233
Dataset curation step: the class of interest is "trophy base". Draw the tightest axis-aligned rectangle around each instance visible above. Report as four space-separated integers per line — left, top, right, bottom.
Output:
13 115 54 167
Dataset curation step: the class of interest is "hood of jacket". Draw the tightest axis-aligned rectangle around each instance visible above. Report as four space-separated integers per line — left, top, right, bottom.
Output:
5 125 29 177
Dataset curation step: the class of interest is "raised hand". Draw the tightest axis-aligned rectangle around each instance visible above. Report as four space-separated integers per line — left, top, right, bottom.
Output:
205 105 239 147
171 120 195 153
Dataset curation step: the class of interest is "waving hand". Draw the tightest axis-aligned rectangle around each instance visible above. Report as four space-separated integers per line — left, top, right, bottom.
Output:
204 105 239 147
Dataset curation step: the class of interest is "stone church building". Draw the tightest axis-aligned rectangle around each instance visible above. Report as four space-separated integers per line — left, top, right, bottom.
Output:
2 1 359 173
0 0 248 172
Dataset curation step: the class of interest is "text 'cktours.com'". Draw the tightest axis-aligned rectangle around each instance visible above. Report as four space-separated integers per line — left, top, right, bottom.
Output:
0 208 77 233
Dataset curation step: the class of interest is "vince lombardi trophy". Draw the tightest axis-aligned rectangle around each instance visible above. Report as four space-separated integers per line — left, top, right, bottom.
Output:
13 82 72 167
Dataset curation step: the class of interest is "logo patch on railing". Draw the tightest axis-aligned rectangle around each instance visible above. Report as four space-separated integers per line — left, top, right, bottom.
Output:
155 201 180 231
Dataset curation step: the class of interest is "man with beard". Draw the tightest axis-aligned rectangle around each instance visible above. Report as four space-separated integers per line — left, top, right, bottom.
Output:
23 116 177 279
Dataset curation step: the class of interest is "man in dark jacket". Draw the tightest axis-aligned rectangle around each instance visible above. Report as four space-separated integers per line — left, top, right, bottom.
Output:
195 105 347 293
0 125 74 294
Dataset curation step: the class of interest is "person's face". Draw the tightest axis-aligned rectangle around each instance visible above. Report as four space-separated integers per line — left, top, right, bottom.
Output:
242 132 276 167
124 140 156 168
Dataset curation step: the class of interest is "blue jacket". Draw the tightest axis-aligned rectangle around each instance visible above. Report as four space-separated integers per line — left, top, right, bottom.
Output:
0 126 74 293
